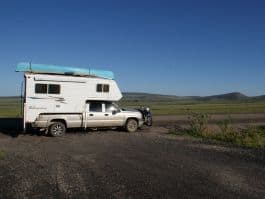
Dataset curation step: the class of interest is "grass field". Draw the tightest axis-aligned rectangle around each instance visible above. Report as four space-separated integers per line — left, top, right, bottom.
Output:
119 100 265 115
0 97 22 117
0 97 265 117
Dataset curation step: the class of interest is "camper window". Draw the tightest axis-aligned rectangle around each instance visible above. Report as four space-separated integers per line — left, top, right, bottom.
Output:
103 84 109 92
97 84 103 92
96 84 109 93
35 83 60 94
35 84 47 94
48 84 60 94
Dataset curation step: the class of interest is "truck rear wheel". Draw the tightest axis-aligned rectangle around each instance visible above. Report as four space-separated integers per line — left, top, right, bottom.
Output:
126 119 138 132
49 122 66 137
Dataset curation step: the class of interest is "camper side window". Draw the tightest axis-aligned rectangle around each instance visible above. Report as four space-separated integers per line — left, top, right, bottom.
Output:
103 84 109 92
48 84 60 94
35 84 47 94
97 84 103 92
35 84 60 94
96 84 109 93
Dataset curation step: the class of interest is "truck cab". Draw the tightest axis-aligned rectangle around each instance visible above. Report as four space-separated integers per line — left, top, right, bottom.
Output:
84 101 144 129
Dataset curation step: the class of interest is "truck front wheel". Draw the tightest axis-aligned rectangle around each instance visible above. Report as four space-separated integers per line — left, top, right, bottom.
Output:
49 122 66 137
126 119 138 133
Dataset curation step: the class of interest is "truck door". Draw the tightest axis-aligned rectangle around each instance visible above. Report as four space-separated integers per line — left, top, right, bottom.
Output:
103 102 124 126
85 101 106 127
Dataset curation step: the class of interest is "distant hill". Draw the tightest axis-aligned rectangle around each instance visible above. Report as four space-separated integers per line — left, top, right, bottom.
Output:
122 92 264 102
253 95 265 100
0 92 265 102
0 96 21 101
121 92 180 102
202 92 248 101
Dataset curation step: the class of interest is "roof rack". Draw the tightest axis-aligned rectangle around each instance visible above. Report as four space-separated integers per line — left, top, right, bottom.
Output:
16 62 114 80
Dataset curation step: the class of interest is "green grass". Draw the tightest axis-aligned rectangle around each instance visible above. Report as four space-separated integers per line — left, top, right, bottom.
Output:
169 124 265 148
0 97 22 117
168 112 265 148
0 97 265 117
214 126 265 148
119 100 265 115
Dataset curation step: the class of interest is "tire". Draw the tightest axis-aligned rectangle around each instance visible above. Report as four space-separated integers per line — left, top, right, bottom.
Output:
49 122 66 137
146 116 152 126
126 119 138 133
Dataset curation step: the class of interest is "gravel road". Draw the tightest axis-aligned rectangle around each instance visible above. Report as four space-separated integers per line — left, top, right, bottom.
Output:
0 125 265 199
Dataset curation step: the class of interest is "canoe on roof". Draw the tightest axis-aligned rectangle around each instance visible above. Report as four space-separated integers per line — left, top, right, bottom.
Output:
16 62 114 79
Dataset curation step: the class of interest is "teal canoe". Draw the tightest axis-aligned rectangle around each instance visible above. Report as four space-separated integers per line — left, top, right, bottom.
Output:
16 62 114 79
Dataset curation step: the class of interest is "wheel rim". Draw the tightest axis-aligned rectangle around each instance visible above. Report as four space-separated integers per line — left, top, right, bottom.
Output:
52 124 64 135
128 120 137 131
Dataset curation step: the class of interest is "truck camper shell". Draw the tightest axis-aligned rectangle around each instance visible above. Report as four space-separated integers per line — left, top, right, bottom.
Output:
16 63 123 129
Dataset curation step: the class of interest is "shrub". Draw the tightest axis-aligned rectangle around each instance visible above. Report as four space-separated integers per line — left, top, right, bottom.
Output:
188 112 210 136
217 116 233 135
214 124 265 148
169 112 265 148
239 126 265 148
216 117 238 142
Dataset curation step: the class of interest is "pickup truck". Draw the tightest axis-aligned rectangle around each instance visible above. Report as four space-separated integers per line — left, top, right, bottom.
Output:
32 101 152 136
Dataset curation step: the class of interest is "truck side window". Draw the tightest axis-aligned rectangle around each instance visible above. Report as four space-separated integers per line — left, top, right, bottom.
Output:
35 84 47 94
48 84 60 94
89 102 102 112
105 102 117 112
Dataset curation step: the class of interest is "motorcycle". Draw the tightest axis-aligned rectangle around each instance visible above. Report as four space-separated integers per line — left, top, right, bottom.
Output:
138 107 152 126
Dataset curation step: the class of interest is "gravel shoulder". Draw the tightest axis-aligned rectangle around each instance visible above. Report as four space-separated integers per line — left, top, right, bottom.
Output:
0 125 265 199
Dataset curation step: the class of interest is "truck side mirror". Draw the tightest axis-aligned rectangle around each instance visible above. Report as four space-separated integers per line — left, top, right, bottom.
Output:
112 110 117 115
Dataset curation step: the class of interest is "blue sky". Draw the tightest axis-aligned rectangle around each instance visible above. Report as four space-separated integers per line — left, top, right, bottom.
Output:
0 0 264 96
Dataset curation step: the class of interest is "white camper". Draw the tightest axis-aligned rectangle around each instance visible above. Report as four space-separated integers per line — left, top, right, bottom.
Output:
17 63 152 136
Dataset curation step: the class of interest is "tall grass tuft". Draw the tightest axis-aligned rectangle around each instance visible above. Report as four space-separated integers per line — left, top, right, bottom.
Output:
188 112 210 136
